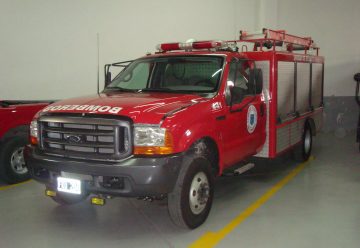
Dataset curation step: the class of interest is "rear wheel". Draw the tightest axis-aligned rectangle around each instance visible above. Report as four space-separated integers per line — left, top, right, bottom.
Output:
293 122 312 162
168 156 214 229
0 136 30 184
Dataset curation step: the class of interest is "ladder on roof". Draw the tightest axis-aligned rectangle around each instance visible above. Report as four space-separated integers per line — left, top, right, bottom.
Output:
239 28 319 55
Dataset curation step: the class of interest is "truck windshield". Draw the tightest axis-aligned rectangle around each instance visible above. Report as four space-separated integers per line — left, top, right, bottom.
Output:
104 56 224 94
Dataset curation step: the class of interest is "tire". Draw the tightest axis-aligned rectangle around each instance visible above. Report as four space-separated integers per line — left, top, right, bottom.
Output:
168 156 214 229
293 122 312 162
47 187 88 205
0 136 30 184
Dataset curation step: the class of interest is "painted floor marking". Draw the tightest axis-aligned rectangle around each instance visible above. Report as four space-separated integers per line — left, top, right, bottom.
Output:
0 180 31 191
189 157 314 248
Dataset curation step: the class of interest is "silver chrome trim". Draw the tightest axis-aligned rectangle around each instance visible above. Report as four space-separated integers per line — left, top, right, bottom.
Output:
38 116 132 161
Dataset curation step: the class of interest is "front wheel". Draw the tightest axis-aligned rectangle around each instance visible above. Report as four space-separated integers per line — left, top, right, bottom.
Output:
167 156 214 229
0 136 30 184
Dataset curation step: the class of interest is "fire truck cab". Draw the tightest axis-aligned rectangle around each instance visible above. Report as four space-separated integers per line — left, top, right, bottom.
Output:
26 29 324 229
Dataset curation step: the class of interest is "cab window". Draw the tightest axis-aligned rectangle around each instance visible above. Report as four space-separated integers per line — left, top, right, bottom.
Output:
226 59 255 105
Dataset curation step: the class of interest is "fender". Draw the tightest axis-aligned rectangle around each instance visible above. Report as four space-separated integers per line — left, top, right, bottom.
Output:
177 127 224 175
177 121 220 154
0 125 29 156
0 103 48 139
163 101 223 172
0 125 29 143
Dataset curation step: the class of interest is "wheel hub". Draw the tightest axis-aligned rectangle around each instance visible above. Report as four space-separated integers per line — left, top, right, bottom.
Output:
189 172 210 215
10 147 28 174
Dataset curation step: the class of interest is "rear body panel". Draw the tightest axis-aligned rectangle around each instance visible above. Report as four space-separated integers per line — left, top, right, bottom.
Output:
245 51 324 158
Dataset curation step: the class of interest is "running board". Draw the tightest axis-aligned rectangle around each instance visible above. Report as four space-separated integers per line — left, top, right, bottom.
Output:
222 163 255 177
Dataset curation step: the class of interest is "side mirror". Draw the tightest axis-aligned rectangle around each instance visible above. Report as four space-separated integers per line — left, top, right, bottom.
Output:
249 68 263 94
105 71 112 87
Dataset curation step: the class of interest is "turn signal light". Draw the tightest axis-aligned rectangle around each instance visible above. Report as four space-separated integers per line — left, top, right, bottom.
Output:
133 146 174 155
30 136 38 145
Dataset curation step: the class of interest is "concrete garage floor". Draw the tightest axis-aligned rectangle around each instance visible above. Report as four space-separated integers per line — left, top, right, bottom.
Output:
0 132 359 248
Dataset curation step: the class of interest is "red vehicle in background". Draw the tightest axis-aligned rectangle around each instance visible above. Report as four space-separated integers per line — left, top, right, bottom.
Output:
0 100 51 184
26 29 324 228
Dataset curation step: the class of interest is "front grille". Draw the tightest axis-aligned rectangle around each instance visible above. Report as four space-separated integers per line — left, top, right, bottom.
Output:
38 116 132 161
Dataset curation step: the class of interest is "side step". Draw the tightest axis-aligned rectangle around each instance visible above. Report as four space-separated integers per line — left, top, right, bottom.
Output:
222 163 255 177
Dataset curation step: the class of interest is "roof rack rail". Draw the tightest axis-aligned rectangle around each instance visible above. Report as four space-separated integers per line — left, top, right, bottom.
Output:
239 28 319 55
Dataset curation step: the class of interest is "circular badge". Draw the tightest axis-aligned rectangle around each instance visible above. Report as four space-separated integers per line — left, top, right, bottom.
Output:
247 105 257 133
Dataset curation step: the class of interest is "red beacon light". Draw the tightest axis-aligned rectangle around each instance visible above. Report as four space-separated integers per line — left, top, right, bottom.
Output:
156 40 228 52
156 42 181 51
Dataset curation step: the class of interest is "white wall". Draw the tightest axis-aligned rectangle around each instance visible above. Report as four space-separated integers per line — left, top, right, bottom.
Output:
1 0 358 100
0 0 257 100
275 0 360 96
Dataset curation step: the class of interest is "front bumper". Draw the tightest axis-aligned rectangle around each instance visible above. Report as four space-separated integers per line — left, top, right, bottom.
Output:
25 145 183 197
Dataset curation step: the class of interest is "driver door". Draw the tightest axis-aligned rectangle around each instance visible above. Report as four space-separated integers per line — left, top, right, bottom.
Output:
221 58 266 167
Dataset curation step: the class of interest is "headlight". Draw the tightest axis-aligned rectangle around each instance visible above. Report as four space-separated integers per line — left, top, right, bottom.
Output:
134 125 173 155
30 120 38 145
134 126 166 146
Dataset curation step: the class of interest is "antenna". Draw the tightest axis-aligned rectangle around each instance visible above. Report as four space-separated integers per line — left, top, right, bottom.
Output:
97 33 100 94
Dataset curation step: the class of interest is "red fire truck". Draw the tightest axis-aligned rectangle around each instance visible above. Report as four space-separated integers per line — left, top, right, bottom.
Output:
26 29 324 228
0 100 50 183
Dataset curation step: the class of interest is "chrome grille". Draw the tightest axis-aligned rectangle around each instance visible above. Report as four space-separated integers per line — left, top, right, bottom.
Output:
38 116 131 161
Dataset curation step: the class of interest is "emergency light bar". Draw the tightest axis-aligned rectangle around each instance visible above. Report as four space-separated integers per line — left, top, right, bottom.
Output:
157 40 229 52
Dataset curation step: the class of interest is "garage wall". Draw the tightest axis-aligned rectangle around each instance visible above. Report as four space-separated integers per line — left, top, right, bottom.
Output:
274 0 360 131
275 0 360 97
0 0 257 100
1 0 359 99
1 1 358 131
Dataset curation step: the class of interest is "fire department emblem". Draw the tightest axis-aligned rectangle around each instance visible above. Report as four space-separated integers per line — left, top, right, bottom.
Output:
247 105 257 134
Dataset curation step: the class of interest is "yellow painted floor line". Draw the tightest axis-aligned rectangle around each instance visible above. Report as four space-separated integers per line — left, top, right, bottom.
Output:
0 179 31 191
189 156 314 248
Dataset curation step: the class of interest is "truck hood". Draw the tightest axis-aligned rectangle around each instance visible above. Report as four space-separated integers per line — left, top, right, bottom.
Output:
41 92 204 124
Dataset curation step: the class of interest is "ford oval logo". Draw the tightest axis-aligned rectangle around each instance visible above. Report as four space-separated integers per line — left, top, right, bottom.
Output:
65 135 82 143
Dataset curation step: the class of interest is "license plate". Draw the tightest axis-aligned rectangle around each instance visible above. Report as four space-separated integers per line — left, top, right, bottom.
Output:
57 177 81 195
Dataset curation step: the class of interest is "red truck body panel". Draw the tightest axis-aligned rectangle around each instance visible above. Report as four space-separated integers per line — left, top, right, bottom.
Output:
0 101 50 184
0 102 49 139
